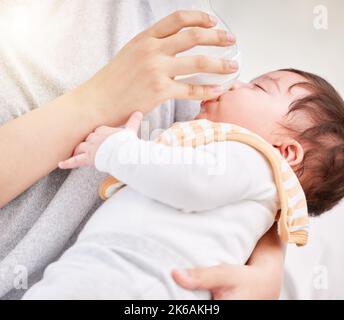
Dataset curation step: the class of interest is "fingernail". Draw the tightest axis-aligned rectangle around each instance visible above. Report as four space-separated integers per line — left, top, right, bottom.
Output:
176 269 195 286
229 60 239 70
177 269 190 278
211 85 225 95
209 14 218 26
227 32 236 43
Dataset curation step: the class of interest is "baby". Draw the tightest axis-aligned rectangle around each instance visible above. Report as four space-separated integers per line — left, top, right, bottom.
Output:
23 69 344 300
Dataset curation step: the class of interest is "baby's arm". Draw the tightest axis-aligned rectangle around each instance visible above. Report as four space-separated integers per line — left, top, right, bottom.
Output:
95 128 269 212
59 114 275 213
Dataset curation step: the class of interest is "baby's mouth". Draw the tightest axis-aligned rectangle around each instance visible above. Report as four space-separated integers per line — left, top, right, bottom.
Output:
201 94 221 108
201 96 221 106
198 100 217 117
200 98 219 113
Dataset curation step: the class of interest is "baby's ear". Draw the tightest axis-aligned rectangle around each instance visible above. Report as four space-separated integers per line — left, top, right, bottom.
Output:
273 140 304 167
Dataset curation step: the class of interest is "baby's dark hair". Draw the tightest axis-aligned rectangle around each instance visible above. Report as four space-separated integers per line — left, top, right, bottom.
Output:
279 68 344 216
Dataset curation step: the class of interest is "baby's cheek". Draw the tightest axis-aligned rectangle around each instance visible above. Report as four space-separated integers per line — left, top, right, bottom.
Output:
218 100 249 123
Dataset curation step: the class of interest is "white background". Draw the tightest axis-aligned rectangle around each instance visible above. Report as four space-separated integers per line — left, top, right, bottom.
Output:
212 0 344 299
213 0 343 95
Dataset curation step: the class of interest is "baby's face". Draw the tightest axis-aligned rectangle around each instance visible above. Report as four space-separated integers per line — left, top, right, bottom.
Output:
196 71 310 144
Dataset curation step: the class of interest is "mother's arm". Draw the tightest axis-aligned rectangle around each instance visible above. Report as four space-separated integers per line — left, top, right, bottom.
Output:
173 224 284 300
0 90 107 207
0 10 238 207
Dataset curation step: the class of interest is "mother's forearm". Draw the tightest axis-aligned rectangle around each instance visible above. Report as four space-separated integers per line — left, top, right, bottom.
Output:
0 9 239 208
246 224 285 298
0 89 120 208
248 224 285 268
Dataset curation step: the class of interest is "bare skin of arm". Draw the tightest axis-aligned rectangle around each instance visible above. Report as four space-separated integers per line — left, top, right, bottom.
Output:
0 90 108 207
0 10 238 207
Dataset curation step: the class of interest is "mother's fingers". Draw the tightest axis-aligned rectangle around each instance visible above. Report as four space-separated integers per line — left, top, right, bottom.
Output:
171 81 225 101
146 10 217 39
170 55 238 77
163 28 235 55
172 265 241 291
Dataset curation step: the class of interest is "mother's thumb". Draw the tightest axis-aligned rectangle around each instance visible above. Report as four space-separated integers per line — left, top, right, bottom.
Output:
172 265 236 291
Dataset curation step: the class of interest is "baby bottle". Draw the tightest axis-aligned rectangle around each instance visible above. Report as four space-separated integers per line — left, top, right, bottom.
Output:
149 0 241 89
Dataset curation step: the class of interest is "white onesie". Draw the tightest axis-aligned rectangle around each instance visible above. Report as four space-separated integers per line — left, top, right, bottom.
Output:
24 122 284 300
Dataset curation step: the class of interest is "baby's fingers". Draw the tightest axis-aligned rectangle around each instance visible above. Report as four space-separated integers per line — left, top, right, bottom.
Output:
58 153 89 170
73 142 88 156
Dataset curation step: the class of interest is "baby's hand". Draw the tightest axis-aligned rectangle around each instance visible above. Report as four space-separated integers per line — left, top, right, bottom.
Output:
58 112 143 169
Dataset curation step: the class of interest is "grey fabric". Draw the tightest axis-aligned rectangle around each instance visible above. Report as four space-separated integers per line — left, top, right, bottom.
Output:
0 0 199 299
23 233 210 300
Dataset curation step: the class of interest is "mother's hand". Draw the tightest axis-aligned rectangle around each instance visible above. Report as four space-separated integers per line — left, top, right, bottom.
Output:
0 11 237 207
77 10 238 125
172 225 284 300
172 263 282 300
